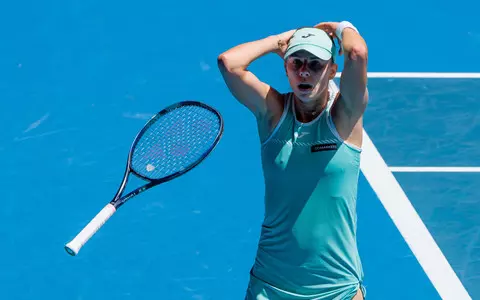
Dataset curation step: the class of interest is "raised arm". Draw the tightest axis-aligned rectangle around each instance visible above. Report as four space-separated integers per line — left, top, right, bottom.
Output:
217 30 295 119
336 22 368 119
315 21 368 147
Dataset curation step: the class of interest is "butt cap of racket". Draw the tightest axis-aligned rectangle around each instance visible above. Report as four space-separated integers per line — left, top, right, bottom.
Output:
65 203 116 256
65 241 82 256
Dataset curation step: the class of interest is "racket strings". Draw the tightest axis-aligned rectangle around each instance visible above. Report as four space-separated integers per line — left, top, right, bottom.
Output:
131 105 221 179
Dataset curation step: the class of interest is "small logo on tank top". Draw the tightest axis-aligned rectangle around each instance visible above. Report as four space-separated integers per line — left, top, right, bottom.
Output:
311 143 337 152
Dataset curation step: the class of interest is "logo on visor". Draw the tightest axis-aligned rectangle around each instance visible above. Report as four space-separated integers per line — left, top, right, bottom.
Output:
302 33 314 38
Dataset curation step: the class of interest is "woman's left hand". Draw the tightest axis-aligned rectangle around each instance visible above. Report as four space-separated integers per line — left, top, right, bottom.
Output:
314 22 343 55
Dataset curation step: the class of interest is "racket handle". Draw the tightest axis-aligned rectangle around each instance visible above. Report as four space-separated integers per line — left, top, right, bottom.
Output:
65 203 116 256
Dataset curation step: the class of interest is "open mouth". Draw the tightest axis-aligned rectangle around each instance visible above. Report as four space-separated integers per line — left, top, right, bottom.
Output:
297 83 313 91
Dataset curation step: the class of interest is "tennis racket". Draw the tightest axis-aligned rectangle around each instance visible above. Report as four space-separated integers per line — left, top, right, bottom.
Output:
65 101 224 256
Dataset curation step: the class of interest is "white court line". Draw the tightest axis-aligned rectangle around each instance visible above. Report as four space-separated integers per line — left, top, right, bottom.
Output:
335 72 480 78
390 167 480 173
360 130 472 300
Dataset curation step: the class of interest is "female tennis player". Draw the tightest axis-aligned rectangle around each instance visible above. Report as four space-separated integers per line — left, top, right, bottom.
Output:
217 21 368 299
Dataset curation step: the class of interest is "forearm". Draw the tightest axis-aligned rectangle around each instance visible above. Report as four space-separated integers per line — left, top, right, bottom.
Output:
217 35 280 72
338 23 368 114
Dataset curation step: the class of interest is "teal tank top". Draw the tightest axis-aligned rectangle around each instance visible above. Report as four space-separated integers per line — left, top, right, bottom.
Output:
249 82 364 299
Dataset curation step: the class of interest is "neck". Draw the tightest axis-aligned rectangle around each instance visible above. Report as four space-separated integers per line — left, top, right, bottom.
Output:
293 91 329 123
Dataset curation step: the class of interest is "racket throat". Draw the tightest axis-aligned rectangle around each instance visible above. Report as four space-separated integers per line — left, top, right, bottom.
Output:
111 180 156 209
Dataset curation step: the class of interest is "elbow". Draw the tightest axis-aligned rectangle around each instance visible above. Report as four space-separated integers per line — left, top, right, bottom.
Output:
217 53 244 74
217 53 227 67
217 54 226 70
217 53 232 72
350 45 368 62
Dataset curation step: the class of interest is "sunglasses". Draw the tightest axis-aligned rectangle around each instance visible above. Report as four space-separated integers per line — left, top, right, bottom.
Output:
286 56 329 73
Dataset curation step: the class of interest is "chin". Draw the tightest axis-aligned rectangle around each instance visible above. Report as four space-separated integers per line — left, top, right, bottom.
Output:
293 93 313 103
294 88 318 101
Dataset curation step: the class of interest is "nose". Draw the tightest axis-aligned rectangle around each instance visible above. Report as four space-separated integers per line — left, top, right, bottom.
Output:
299 70 310 78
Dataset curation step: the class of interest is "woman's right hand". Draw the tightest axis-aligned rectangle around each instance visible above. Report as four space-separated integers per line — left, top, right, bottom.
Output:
273 29 296 58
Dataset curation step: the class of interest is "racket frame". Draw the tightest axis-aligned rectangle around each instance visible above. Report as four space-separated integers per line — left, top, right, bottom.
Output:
112 100 224 208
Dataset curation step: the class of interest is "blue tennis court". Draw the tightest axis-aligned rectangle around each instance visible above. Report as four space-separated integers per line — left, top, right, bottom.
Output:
1 0 479 299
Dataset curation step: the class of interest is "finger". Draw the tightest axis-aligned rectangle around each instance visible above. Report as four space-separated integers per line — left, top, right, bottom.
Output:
316 22 334 27
317 25 334 35
314 22 330 29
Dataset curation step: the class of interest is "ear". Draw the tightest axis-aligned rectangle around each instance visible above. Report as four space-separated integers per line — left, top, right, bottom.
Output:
328 62 338 80
284 61 288 76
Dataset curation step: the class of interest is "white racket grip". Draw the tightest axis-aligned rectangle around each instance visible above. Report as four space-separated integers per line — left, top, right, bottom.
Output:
65 203 116 256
